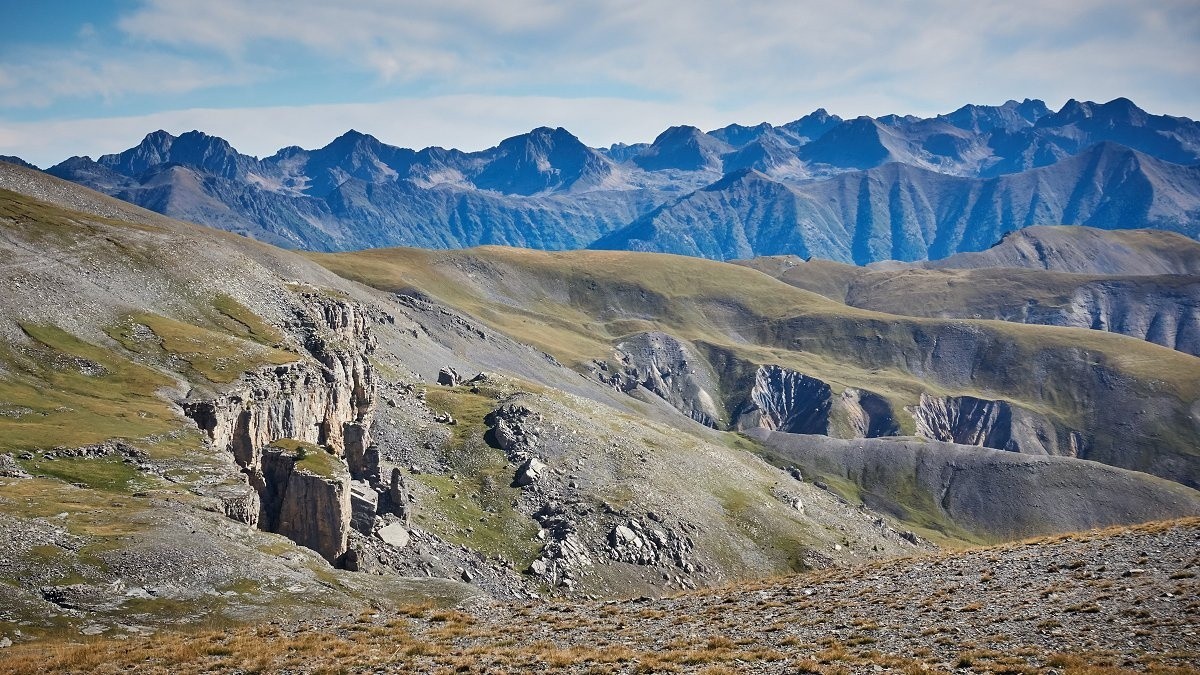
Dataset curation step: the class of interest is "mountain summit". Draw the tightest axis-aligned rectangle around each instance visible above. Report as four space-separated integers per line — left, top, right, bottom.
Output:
36 97 1200 261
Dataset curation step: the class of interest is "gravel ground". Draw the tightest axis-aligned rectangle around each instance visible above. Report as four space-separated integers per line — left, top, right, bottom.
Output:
6 518 1196 674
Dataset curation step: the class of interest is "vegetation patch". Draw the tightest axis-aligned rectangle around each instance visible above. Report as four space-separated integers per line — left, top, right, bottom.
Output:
268 439 346 479
17 455 156 494
0 324 180 453
211 295 286 348
413 387 540 567
109 312 297 385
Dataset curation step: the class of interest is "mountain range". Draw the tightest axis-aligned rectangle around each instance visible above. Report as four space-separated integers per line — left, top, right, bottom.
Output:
33 97 1200 262
1 132 1198 668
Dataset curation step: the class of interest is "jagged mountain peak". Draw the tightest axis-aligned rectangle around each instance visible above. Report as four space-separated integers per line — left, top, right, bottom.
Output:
708 122 775 148
633 125 732 172
1039 97 1151 129
941 99 1049 133
472 125 611 196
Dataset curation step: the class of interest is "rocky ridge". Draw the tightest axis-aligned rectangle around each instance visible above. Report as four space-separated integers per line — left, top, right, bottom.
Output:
34 97 1200 262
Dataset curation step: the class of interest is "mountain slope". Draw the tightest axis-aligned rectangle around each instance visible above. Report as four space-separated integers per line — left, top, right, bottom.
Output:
35 97 1200 260
595 142 1200 262
737 226 1200 355
315 245 1200 490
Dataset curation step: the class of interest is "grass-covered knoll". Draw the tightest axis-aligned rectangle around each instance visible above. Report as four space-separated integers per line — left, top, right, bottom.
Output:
0 324 180 452
314 246 1200 411
268 439 346 479
109 312 297 385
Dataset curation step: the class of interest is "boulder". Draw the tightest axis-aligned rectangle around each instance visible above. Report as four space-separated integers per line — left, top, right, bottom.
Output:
437 367 462 386
377 522 410 549
514 457 547 487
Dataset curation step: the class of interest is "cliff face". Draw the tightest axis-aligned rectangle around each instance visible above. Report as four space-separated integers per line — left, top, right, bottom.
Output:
593 332 723 427
260 446 352 564
183 293 379 564
909 393 1080 456
733 366 899 440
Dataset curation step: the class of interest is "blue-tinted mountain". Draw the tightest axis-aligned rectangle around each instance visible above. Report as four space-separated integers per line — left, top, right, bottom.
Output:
0 156 39 170
40 97 1200 261
472 127 613 195
632 126 732 172
593 142 1200 263
940 98 1050 134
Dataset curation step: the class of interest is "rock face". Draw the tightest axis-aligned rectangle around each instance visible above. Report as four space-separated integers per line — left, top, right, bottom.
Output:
259 445 352 564
734 366 898 439
831 388 900 439
909 393 1073 456
735 365 832 434
184 294 377 465
592 332 722 427
183 293 379 564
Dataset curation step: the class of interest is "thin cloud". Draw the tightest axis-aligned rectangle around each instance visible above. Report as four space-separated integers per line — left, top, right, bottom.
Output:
0 0 1197 165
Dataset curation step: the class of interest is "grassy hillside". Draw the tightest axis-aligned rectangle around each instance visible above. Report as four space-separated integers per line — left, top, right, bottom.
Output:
314 246 1200 485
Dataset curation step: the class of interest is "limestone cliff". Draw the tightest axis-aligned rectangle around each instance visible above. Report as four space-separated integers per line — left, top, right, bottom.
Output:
183 293 379 563
260 445 352 564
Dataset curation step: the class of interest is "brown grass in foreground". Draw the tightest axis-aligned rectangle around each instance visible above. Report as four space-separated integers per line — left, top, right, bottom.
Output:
3 518 1199 674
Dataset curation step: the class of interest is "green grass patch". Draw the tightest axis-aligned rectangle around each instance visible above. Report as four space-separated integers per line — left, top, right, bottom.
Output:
18 455 157 494
109 312 298 385
412 387 540 567
267 439 346 480
0 324 180 452
211 294 286 348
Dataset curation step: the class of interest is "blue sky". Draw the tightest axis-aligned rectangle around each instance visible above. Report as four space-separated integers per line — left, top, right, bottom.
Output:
2 0 1198 167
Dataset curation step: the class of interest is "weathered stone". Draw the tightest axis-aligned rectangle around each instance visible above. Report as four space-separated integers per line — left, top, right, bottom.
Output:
377 523 410 549
909 392 1066 454
437 367 461 386
514 457 547 487
260 446 352 565
349 481 379 535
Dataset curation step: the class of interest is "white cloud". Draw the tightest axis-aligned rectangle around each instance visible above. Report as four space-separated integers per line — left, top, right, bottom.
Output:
0 50 265 108
107 0 1199 114
1 0 1198 166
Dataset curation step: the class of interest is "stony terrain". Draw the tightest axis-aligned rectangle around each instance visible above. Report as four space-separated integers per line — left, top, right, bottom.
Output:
4 518 1197 674
0 160 1198 671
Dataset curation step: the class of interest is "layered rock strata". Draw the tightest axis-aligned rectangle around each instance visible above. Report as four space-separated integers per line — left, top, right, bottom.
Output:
734 365 898 439
183 293 382 564
592 332 722 427
908 393 1081 456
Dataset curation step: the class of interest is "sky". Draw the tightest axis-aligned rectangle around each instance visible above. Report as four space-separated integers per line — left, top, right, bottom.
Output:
1 0 1198 168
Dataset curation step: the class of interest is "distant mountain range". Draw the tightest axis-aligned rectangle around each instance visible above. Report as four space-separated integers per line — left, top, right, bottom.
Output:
24 97 1200 263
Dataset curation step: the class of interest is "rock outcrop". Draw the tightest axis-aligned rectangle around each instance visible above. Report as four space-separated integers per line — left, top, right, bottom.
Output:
734 365 832 434
259 444 352 564
909 393 1077 455
830 388 900 439
592 332 722 427
734 365 899 440
183 293 379 564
